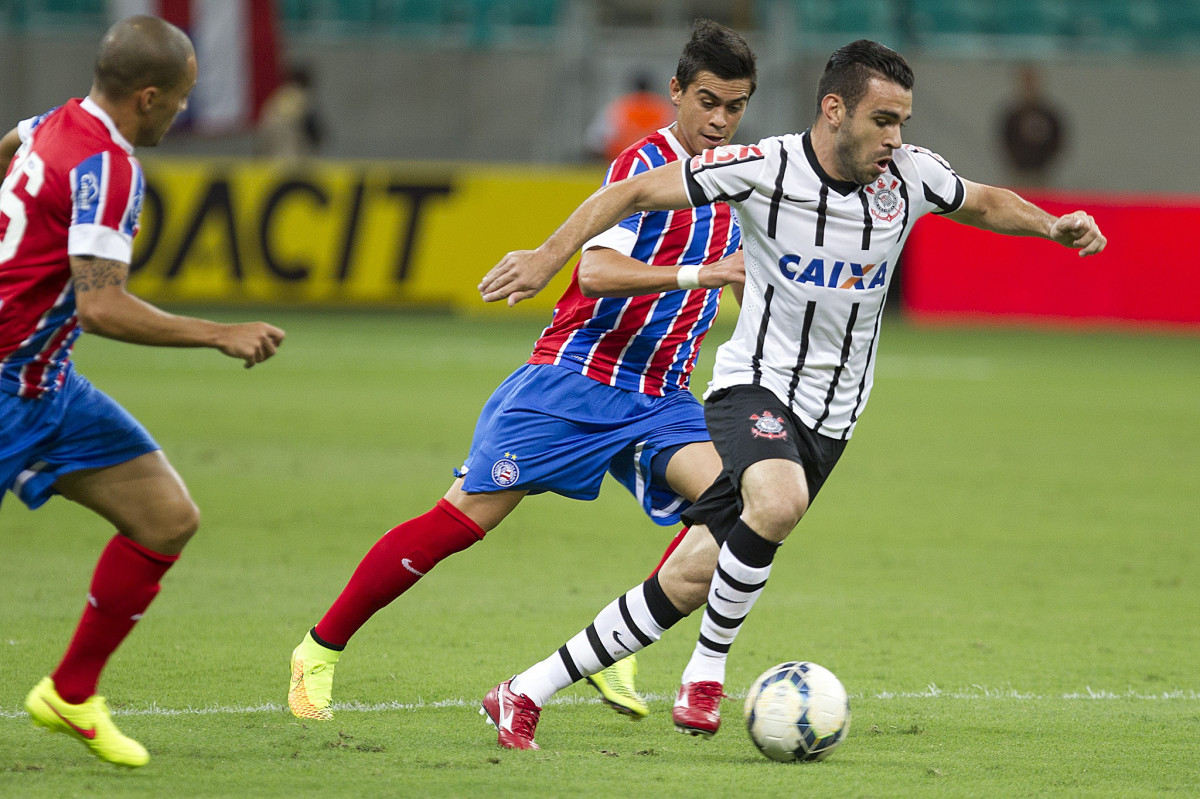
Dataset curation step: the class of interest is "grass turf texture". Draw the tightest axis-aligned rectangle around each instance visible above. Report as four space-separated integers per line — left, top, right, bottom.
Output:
1 309 1196 797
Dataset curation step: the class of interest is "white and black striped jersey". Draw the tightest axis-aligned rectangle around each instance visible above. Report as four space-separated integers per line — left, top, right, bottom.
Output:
684 130 964 439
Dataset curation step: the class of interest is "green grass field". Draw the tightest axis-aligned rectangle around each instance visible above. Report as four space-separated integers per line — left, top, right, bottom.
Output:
1 309 1197 798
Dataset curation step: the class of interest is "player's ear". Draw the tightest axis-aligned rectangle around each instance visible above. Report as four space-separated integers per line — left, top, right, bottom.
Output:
820 94 844 127
135 86 158 114
669 76 684 106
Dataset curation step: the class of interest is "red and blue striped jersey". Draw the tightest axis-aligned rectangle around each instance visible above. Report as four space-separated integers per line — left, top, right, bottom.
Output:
0 98 144 399
528 127 741 396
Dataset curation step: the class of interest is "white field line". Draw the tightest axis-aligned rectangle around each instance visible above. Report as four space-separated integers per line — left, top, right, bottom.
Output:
2 685 1197 720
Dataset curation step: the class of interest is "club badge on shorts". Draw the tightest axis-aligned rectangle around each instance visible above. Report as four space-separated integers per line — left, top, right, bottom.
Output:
491 453 520 487
750 411 787 440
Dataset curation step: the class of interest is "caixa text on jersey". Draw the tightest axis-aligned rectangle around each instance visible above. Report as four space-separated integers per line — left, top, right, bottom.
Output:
778 255 889 290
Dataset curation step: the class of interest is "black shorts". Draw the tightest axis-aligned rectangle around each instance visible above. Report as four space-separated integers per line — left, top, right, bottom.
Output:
682 384 848 545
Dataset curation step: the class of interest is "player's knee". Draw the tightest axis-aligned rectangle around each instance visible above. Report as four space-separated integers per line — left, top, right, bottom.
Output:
743 492 808 538
148 497 200 552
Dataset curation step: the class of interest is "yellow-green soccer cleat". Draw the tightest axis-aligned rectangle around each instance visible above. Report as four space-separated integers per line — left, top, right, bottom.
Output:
586 654 649 719
289 630 340 721
24 676 150 768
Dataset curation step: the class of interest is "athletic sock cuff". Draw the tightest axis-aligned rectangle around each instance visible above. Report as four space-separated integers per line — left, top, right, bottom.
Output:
310 626 346 652
434 498 486 541
726 519 781 568
115 534 182 565
643 573 686 630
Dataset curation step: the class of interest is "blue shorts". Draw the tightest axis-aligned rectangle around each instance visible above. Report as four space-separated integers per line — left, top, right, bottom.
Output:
456 363 709 526
0 368 160 510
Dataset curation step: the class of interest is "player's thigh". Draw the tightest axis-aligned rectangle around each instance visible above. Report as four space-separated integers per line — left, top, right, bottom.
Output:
739 458 810 542
663 441 724 503
443 477 527 532
53 450 199 553
657 523 721 613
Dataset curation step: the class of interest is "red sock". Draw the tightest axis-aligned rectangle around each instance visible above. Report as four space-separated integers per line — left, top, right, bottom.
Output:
649 527 689 578
314 499 485 648
52 535 179 704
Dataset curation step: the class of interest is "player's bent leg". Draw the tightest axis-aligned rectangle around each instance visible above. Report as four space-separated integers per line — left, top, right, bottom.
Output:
54 451 200 555
291 483 518 721
25 676 149 768
656 524 721 614
663 441 725 504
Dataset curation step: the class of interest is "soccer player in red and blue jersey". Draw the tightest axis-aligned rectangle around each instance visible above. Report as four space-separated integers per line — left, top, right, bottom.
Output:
0 16 284 767
287 21 756 734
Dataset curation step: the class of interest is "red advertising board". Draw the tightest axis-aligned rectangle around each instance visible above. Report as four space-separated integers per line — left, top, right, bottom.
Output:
902 192 1200 329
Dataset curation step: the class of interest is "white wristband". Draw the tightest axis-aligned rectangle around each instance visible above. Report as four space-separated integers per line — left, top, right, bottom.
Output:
676 264 702 290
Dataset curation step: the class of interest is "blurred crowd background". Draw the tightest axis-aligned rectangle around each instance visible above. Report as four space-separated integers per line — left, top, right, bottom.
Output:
3 0 1199 193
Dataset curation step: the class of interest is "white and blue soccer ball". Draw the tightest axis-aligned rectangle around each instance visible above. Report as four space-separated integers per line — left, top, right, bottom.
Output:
743 661 850 762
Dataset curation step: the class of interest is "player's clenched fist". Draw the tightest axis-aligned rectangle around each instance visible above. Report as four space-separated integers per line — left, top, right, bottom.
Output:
217 322 286 368
1050 210 1106 257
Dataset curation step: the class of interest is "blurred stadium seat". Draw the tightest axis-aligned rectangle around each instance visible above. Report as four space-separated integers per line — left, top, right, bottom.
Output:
2 0 1197 52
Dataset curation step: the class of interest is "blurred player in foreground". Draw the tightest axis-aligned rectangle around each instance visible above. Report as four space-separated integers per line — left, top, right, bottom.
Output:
478 39 1106 749
288 20 756 725
0 16 284 767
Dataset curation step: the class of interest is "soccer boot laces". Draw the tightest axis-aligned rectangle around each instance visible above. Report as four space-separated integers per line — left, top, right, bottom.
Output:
481 678 542 750
672 680 725 737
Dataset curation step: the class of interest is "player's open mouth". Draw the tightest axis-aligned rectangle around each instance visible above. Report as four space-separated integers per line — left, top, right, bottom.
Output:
874 158 891 172
703 133 726 146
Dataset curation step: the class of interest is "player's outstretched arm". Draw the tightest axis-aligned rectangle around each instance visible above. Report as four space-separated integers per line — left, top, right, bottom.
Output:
479 162 693 306
70 255 285 368
578 248 744 298
948 179 1107 257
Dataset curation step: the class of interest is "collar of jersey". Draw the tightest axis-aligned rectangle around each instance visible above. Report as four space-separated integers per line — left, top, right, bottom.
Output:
80 96 135 155
801 128 860 196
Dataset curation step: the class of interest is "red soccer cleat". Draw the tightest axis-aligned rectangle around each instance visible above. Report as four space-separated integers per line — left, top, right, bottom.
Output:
480 678 542 750
672 681 724 737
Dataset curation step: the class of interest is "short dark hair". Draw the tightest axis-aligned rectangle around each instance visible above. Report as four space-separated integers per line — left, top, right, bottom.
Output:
93 15 194 100
816 39 913 116
675 19 757 96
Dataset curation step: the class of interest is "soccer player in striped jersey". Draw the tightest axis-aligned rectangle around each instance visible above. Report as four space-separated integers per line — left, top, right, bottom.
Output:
287 21 756 732
479 39 1107 749
0 16 284 767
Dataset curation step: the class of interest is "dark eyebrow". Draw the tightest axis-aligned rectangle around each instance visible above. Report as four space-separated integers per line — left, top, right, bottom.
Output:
871 108 911 123
697 88 749 105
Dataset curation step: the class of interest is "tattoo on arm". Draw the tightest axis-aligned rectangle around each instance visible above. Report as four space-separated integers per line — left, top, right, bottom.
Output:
71 256 129 292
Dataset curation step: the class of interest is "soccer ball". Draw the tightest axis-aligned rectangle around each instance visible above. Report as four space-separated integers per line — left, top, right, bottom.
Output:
743 661 850 762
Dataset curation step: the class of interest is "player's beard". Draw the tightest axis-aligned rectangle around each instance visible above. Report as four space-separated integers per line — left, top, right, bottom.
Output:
833 127 882 186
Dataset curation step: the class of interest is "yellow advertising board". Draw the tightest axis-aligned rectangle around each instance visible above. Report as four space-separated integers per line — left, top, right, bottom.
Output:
128 159 605 313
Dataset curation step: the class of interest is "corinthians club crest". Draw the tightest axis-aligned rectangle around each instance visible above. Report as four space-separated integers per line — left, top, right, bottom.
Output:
864 176 903 222
750 411 787 440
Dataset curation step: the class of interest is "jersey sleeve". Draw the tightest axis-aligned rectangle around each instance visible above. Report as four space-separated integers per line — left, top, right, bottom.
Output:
580 148 655 256
16 106 59 142
682 140 771 209
66 151 144 263
901 144 965 215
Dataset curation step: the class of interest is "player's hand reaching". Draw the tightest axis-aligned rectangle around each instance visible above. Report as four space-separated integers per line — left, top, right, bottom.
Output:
703 250 745 289
216 322 286 368
1050 211 1106 257
479 248 563 306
